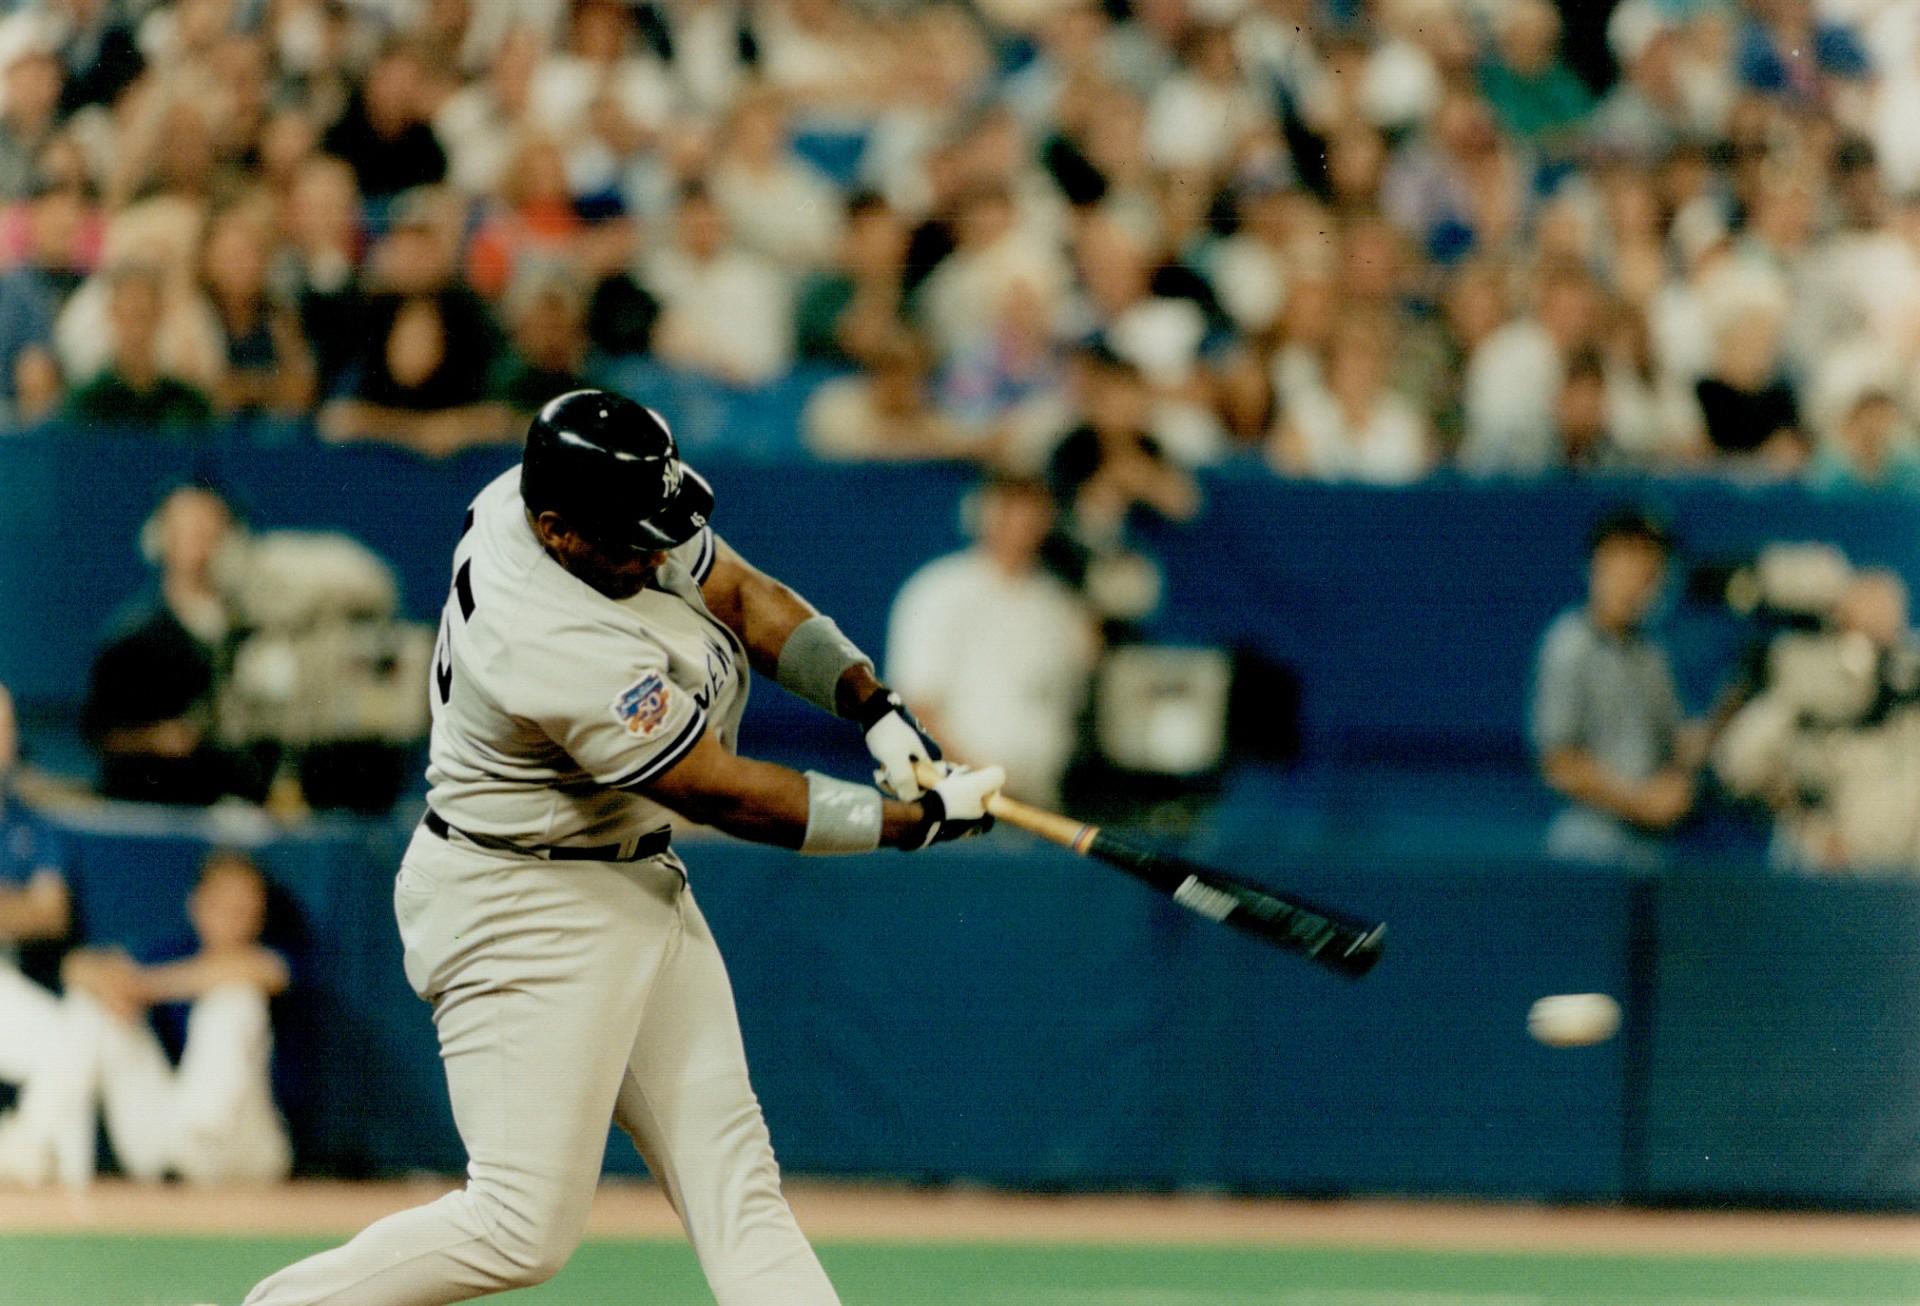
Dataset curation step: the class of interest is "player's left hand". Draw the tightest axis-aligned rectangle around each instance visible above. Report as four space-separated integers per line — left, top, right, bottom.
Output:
858 689 946 799
913 764 1004 849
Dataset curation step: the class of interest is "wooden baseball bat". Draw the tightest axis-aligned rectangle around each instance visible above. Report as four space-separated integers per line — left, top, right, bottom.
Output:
916 764 1386 979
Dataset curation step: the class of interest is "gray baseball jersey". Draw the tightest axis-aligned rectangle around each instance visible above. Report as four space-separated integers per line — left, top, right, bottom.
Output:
243 463 839 1306
425 468 749 851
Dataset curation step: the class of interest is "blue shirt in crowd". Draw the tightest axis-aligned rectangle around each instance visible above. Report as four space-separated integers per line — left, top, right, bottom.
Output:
1530 608 1684 869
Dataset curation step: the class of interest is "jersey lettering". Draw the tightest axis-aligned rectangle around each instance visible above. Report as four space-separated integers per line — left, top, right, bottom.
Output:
693 638 734 713
434 615 453 704
455 560 476 621
436 559 479 706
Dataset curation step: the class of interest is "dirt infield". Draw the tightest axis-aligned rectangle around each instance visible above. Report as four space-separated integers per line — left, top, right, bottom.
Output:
2 1180 1917 1258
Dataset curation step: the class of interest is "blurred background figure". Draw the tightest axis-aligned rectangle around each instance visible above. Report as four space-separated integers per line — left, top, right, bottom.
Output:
0 849 291 1187
320 39 446 205
197 202 316 421
644 181 792 385
1532 510 1701 868
1807 386 1920 493
83 483 243 806
1045 343 1197 621
887 474 1099 805
0 172 89 425
1716 554 1920 873
316 188 513 455
61 262 212 430
794 189 909 369
802 333 971 462
1269 314 1434 484
0 43 65 202
487 271 592 420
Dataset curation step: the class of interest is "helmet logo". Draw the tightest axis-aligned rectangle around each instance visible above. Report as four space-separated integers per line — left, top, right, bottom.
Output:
661 461 681 498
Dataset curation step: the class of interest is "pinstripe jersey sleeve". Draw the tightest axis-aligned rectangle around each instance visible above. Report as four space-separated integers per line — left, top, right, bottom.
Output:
670 525 718 588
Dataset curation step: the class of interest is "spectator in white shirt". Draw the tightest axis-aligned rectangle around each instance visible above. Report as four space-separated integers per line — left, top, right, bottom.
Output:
707 90 843 271
803 335 973 462
753 0 896 114
918 181 1068 361
645 182 792 385
1270 314 1433 484
1459 263 1605 474
1144 24 1262 172
529 0 673 151
887 474 1100 805
433 22 541 199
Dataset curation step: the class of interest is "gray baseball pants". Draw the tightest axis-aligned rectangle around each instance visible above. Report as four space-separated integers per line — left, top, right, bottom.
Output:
244 828 838 1304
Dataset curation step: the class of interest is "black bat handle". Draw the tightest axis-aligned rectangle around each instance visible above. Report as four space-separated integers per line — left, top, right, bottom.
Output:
1089 830 1387 980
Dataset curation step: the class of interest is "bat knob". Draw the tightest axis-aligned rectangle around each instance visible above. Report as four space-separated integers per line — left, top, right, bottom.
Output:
1333 925 1387 979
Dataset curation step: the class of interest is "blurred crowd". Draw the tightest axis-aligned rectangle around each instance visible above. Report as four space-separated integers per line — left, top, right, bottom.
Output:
0 0 1916 489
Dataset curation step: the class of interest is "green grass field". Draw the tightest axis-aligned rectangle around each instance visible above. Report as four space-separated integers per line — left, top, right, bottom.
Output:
2 1236 1918 1306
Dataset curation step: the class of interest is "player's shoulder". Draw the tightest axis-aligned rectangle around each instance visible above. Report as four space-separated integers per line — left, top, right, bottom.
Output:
465 467 527 550
455 471 546 625
666 524 718 589
497 575 681 709
901 549 986 597
1537 608 1602 665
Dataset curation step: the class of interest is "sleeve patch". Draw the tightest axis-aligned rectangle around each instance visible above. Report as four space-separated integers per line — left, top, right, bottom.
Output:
612 672 674 738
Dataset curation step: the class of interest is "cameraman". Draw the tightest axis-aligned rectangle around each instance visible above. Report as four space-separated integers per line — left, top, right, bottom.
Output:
1531 511 1703 868
1715 562 1920 872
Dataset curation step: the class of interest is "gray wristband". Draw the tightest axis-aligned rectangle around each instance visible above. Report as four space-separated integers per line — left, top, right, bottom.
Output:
776 614 873 715
800 771 883 854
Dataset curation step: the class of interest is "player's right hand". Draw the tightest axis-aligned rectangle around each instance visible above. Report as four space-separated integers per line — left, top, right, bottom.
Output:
912 764 1005 849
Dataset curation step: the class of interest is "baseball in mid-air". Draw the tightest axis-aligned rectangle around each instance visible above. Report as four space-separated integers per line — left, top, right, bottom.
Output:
1527 993 1623 1047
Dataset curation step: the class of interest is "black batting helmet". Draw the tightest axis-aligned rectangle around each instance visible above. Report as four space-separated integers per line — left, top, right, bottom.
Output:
520 390 714 553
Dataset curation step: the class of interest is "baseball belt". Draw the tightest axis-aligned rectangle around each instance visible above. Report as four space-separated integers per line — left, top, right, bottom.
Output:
423 810 672 863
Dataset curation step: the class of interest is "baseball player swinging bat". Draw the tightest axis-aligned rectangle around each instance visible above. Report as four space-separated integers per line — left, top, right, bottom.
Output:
915 763 1385 979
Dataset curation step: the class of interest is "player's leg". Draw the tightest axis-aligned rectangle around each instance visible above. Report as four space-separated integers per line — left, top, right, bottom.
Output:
613 887 840 1306
0 969 93 1184
81 991 181 1181
158 982 292 1183
244 844 680 1306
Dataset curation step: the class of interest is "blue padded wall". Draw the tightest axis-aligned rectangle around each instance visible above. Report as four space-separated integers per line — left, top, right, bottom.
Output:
1641 872 1920 1205
48 810 1634 1199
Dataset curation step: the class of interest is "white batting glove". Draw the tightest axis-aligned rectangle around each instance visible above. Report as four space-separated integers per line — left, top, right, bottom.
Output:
913 764 1005 849
857 690 946 799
